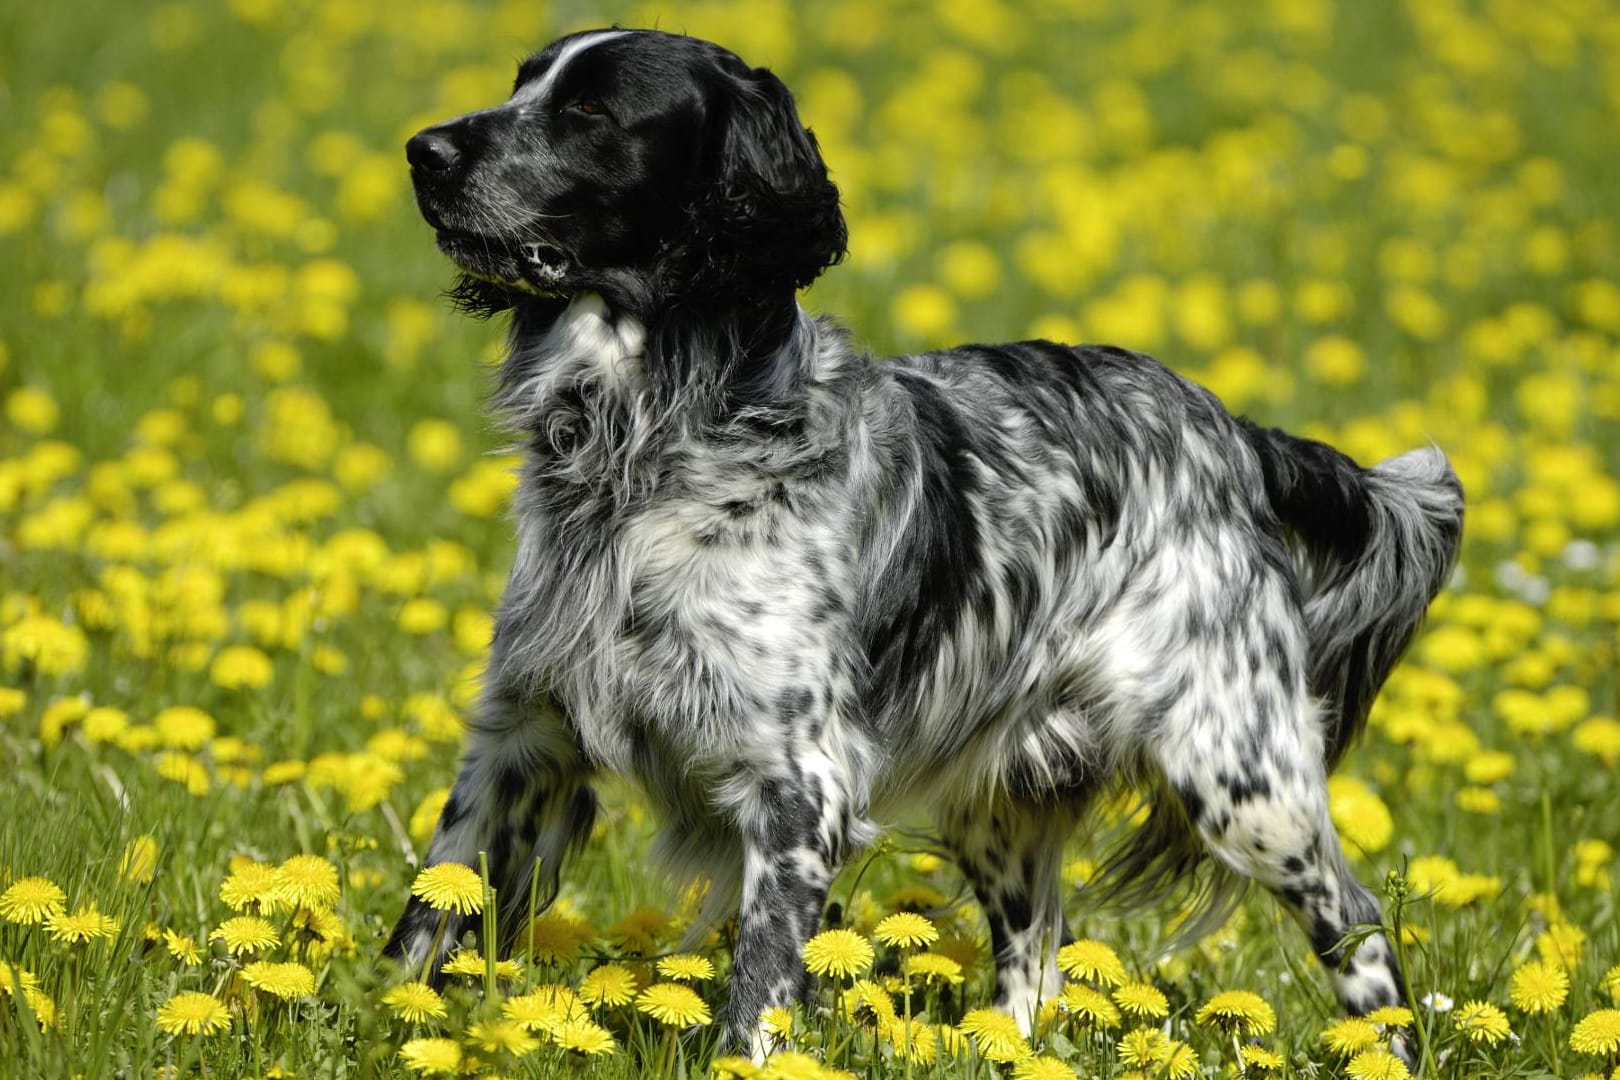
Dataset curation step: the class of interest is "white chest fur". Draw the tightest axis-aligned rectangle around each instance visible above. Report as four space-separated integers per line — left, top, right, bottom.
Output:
495 295 853 779
497 293 646 427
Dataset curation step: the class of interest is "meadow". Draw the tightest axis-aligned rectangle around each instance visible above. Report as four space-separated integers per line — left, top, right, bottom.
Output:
2 0 1618 1076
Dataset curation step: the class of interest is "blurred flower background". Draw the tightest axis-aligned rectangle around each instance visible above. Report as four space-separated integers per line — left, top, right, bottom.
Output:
0 0 1617 1076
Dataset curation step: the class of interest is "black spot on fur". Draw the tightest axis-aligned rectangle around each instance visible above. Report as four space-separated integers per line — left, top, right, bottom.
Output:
858 370 984 711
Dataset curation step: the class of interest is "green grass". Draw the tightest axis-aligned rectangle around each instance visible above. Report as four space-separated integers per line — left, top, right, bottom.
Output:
2 0 1619 1077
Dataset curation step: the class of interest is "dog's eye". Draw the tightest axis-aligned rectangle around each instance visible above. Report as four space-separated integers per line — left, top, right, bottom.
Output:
571 100 608 117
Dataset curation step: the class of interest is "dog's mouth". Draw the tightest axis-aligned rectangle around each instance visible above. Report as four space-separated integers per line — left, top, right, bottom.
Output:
431 225 575 297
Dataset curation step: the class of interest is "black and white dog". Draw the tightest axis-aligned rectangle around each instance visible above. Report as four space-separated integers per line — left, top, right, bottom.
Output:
385 28 1463 1054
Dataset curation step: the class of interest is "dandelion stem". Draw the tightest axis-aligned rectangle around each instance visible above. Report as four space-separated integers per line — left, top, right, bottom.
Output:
1388 875 1438 1079
1539 790 1557 895
902 961 914 1080
478 850 498 1002
831 982 844 1066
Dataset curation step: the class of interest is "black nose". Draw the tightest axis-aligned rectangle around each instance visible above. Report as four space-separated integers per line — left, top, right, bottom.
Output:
406 131 460 172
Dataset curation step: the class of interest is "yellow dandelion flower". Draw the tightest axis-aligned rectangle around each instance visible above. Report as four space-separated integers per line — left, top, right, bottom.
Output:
155 991 230 1036
437 945 479 977
291 904 350 951
408 862 484 915
756 1051 829 1077
1163 1040 1200 1080
1510 959 1570 1013
1056 938 1125 986
904 951 965 985
846 979 897 1026
1061 983 1121 1028
381 981 446 1023
1537 920 1586 970
635 982 711 1027
606 907 668 955
1345 1047 1412 1080
960 1007 1030 1062
1321 1016 1381 1056
885 1018 939 1064
1238 1045 1285 1071
1196 990 1276 1035
887 884 949 911
0 688 26 720
407 788 450 843
21 987 58 1029
440 947 484 977
210 645 274 690
46 904 120 944
1573 718 1620 764
467 1018 539 1056
398 1037 462 1075
1570 1009 1620 1057
552 1018 617 1055
1117 1026 1172 1068
1113 980 1169 1019
1454 1001 1511 1045
657 953 715 982
220 861 280 911
153 705 215 750
936 1022 970 1057
1601 964 1620 1003
0 962 39 995
523 912 587 964
209 916 280 956
274 854 341 910
760 1004 794 1039
874 912 938 950
1365 1005 1414 1028
0 877 66 925
579 963 639 1007
710 1054 764 1078
119 835 159 885
504 985 587 1032
240 960 316 1000
802 928 873 980
1012 1056 1075 1080
262 761 307 786
440 947 521 980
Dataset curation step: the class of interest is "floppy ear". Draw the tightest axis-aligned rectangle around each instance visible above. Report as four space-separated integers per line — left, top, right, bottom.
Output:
686 66 846 297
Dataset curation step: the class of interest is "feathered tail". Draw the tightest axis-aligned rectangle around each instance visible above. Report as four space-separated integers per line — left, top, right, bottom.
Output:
1241 422 1465 765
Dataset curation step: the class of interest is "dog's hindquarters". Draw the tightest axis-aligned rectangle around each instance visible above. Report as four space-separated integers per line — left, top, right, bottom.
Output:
1065 418 1460 1044
1090 513 1412 1026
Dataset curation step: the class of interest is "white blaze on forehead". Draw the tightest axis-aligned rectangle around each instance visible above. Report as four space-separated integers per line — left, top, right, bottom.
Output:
514 30 632 106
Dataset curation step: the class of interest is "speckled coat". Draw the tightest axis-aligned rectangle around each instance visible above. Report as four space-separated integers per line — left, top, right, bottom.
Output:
383 28 1463 1057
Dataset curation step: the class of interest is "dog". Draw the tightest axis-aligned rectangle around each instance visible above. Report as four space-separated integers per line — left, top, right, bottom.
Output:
384 28 1464 1056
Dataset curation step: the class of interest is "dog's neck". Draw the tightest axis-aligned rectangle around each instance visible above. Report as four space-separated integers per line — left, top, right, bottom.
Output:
503 290 814 416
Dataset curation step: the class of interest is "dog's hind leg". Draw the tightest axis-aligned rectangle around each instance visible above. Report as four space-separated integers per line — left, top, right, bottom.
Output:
1150 588 1409 1031
383 689 594 978
942 798 1079 1036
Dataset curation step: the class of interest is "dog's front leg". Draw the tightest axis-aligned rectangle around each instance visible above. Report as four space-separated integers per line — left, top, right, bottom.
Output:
721 758 857 1056
383 689 594 978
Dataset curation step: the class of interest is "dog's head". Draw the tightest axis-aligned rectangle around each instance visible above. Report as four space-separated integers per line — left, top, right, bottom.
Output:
406 29 846 316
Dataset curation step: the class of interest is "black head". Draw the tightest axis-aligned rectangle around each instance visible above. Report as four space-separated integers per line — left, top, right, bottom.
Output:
405 30 846 319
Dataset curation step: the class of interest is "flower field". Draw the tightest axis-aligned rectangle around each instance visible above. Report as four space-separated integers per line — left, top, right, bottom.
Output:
2 0 1619 1076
